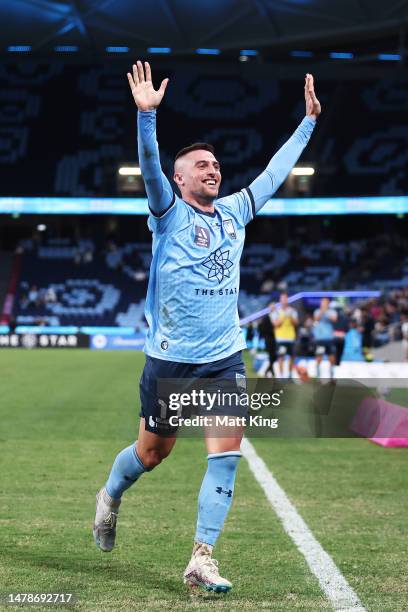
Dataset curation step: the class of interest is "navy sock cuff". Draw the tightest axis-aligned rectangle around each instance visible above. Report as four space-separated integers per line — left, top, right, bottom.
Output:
207 451 242 460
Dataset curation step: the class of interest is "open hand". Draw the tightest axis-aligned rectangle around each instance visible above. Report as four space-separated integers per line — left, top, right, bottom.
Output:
305 73 321 120
127 61 169 111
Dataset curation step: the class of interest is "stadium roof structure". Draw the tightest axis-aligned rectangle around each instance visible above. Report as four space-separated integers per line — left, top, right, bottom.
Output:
1 0 407 61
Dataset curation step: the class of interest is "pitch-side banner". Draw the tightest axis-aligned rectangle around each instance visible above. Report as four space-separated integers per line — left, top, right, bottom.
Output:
0 333 89 349
90 333 145 350
0 196 407 216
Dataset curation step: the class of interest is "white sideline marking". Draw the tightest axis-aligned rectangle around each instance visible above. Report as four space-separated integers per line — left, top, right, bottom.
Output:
241 438 366 612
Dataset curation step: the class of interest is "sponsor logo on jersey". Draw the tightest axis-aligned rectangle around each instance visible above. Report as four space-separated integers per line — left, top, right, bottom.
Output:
223 218 236 239
194 287 238 296
194 225 210 248
215 486 233 497
202 248 233 283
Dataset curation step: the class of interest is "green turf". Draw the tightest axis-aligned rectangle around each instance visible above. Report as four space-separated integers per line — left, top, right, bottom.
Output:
0 349 406 611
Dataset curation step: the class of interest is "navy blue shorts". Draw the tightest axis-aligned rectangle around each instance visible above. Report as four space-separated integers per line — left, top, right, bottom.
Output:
314 340 336 356
139 350 246 436
277 341 295 357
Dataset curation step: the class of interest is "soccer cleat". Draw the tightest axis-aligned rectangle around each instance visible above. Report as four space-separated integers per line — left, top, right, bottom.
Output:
93 487 121 552
183 542 232 593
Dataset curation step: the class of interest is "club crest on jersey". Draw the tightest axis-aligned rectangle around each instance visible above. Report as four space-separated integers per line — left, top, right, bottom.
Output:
194 225 210 248
223 219 236 239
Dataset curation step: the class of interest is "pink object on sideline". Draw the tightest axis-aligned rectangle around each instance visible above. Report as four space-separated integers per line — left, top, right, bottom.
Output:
351 397 408 448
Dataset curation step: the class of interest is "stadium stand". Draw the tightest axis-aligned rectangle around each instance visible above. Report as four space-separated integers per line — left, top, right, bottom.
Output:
14 239 148 327
0 63 406 199
9 234 408 346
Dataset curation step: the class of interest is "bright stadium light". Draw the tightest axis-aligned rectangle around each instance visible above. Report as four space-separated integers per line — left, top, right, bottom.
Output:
329 51 354 59
8 45 31 53
291 167 315 176
196 48 221 55
239 49 258 62
290 50 313 58
37 224 46 231
54 45 78 53
118 166 142 176
240 50 258 56
377 53 401 61
106 46 129 53
147 47 172 54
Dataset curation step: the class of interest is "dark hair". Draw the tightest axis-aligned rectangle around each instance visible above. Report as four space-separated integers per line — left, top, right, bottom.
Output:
174 142 215 162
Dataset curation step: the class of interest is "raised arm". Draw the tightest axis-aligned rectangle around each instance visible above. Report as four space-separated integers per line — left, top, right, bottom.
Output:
127 61 173 216
247 74 321 215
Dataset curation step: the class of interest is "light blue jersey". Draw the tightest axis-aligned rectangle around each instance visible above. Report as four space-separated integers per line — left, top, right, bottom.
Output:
144 191 252 362
138 110 315 363
313 308 337 341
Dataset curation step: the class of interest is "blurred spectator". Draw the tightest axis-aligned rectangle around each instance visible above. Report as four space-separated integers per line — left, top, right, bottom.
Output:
28 285 39 307
297 314 314 357
258 303 277 377
385 300 401 340
246 323 255 346
360 307 374 349
341 320 364 361
373 316 390 346
260 279 274 293
313 297 337 375
271 292 298 377
332 302 349 365
20 292 28 310
44 287 57 304
83 248 93 264
401 311 408 361
74 249 82 265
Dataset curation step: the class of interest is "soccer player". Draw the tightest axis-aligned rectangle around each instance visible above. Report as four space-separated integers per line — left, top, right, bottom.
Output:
272 291 299 377
258 302 277 377
93 61 321 592
313 297 338 378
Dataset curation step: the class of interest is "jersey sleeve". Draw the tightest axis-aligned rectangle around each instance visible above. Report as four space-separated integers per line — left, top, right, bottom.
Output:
216 189 255 227
291 308 299 322
137 110 176 217
147 193 188 235
246 116 316 216
328 308 338 321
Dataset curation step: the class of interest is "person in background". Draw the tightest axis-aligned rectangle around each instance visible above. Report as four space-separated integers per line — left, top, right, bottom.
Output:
28 285 39 307
341 319 364 362
258 303 277 377
401 311 408 361
359 306 374 357
44 287 57 304
297 313 314 358
271 291 298 377
313 297 338 379
332 302 349 365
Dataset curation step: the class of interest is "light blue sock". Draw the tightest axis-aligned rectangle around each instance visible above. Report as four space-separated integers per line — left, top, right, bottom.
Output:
105 443 149 499
195 451 241 547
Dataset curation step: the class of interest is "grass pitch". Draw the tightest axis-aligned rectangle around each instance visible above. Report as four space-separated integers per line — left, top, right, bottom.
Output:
0 349 407 611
